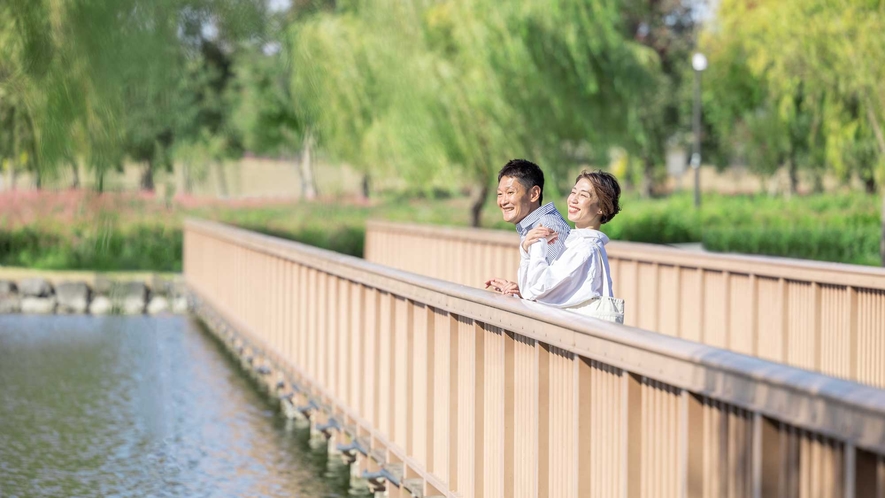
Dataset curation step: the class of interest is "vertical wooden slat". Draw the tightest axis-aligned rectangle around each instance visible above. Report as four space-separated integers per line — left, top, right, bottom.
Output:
854 448 883 498
684 392 704 498
658 265 680 337
503 332 516 498
453 315 476 498
538 343 551 498
411 303 428 462
703 271 728 348
638 263 659 331
512 333 539 498
625 372 642 498
394 297 410 449
578 356 594 497
481 324 505 498
729 274 753 355
448 313 460 492
679 268 704 343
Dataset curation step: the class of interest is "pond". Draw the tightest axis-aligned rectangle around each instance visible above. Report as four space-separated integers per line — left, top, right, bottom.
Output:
0 315 363 497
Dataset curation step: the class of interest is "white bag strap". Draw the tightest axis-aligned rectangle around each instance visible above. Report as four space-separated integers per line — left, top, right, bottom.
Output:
595 244 614 298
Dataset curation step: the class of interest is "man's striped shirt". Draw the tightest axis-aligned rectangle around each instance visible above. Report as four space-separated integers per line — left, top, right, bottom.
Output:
515 202 571 264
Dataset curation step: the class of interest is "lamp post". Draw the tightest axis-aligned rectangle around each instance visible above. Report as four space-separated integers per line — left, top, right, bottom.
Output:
691 52 707 208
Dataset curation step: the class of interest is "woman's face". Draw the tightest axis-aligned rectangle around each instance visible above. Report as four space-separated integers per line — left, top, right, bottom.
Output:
567 178 604 229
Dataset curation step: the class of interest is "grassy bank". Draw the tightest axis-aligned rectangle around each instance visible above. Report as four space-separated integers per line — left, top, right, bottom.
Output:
0 190 880 271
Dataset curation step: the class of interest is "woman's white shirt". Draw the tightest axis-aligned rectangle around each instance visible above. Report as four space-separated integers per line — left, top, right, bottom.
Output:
517 228 613 308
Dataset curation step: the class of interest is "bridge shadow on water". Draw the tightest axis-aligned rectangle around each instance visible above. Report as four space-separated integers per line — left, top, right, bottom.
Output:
197 318 373 497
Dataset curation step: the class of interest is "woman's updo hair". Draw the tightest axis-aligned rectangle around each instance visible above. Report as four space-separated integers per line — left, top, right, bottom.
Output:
576 170 621 224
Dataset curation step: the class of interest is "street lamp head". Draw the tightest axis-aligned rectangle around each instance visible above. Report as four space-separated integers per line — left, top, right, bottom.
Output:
692 52 708 72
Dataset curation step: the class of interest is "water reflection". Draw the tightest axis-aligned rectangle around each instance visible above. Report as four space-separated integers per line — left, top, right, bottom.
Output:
0 315 365 497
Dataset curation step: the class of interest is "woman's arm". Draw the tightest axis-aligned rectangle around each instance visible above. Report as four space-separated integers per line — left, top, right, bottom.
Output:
520 240 597 303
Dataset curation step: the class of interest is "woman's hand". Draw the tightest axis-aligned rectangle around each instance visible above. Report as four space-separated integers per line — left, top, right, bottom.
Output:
522 224 558 252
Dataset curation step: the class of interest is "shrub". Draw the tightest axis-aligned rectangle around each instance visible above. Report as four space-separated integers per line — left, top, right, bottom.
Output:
702 226 881 266
0 224 183 271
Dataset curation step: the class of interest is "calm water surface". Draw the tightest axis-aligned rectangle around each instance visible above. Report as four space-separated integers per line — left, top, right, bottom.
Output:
0 315 361 497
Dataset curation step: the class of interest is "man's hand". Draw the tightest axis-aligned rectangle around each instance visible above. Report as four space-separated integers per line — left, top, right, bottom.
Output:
521 224 559 252
484 278 521 297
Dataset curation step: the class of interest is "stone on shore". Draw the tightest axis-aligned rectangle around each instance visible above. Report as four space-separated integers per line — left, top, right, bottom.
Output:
93 277 115 296
0 280 20 313
119 282 147 315
21 296 57 314
89 296 113 315
0 280 17 295
19 278 53 298
0 295 21 313
172 296 189 314
151 276 175 297
56 282 91 314
147 296 169 315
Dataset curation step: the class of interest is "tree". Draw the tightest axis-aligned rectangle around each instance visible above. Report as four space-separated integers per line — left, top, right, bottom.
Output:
704 0 885 262
0 0 268 193
617 0 699 197
284 0 658 225
231 31 315 198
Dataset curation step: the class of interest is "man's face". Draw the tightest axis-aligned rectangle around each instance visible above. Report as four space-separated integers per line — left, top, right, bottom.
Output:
496 176 539 224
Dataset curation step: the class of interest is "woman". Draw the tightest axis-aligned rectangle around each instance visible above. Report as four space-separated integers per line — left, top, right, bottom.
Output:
515 170 623 321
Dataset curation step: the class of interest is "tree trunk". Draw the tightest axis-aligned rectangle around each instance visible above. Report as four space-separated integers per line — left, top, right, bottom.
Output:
361 173 370 200
97 169 104 194
864 175 877 194
299 131 318 200
26 109 40 191
865 99 885 158
70 161 80 189
811 169 824 194
9 105 17 191
787 160 799 197
469 181 490 228
182 164 192 195
640 156 655 198
214 162 228 198
141 161 155 191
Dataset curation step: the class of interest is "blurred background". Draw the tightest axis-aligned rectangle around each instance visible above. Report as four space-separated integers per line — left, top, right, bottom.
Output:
1 0 883 272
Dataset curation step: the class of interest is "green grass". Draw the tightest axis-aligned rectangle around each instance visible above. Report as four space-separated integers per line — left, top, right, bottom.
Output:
0 190 881 271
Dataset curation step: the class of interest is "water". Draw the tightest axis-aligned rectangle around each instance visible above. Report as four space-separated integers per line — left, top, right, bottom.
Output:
0 315 360 497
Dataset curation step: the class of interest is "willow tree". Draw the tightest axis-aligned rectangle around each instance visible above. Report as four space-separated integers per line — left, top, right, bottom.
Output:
287 0 656 224
704 0 885 263
412 0 658 223
1 0 268 192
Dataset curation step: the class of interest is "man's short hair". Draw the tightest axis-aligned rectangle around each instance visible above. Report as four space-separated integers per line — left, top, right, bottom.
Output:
497 159 545 204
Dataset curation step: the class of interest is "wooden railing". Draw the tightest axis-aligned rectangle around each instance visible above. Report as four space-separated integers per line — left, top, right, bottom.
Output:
365 220 885 388
185 219 885 497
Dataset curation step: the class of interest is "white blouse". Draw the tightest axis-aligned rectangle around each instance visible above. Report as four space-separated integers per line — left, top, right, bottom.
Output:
517 228 614 308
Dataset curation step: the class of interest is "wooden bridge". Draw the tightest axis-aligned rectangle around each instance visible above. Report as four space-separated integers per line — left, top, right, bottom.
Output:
185 219 885 498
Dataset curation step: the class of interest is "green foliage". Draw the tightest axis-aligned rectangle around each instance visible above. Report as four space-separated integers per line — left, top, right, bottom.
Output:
603 192 882 265
702 227 880 266
0 225 183 271
604 196 702 244
0 0 268 190
285 0 661 213
704 0 885 192
1 192 881 270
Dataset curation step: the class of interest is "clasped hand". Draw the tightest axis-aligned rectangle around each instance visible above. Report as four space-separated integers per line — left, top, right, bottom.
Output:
484 278 520 297
521 224 558 252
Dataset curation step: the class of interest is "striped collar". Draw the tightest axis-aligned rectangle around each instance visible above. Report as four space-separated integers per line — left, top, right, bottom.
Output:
515 202 559 235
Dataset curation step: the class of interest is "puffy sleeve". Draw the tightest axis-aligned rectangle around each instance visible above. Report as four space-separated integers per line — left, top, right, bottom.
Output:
518 238 598 303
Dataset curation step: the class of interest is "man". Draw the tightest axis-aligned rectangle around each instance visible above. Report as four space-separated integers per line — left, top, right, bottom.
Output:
484 159 571 296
